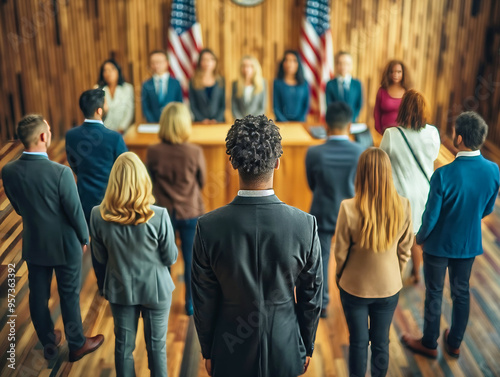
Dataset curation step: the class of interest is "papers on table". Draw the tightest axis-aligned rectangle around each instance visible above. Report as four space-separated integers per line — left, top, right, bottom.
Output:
137 124 160 133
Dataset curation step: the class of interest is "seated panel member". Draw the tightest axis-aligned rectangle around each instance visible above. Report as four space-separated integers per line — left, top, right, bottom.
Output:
325 51 363 122
231 55 266 119
189 48 225 123
306 102 364 318
273 50 310 122
192 115 322 377
141 50 183 123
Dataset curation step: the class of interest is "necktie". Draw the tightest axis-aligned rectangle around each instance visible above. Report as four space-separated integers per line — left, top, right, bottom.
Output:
158 77 165 105
342 80 349 103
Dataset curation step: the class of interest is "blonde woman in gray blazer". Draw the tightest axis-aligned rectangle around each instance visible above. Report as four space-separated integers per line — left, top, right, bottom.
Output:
90 152 178 377
231 55 267 119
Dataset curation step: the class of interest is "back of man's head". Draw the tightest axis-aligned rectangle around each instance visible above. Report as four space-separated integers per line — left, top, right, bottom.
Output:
225 115 283 184
17 114 47 149
79 89 105 118
325 102 352 131
455 111 488 151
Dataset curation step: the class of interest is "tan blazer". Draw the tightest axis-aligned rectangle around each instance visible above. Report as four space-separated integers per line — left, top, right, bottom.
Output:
334 196 413 298
147 142 206 219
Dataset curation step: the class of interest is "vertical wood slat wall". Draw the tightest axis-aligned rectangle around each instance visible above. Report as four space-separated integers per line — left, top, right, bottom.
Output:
0 0 499 145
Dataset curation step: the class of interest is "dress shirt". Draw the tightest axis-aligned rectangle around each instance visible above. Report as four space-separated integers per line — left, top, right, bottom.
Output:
237 189 275 197
23 151 49 158
153 73 169 97
456 150 481 158
327 135 350 141
337 74 352 89
84 119 104 125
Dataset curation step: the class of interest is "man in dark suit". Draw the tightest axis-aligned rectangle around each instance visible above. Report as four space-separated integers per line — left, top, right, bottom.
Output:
141 50 183 123
192 115 323 377
402 112 500 359
66 88 128 292
2 115 104 361
306 102 364 318
325 51 363 122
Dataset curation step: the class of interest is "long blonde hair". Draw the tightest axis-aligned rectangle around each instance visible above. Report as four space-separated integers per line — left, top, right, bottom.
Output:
354 148 404 252
159 102 192 144
236 55 264 98
100 152 155 225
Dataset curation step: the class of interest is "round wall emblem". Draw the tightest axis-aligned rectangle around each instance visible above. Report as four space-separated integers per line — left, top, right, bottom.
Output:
231 0 265 6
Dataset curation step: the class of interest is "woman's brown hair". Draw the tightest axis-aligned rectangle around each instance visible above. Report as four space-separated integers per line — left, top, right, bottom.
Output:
396 89 429 131
354 148 405 252
380 60 412 90
191 48 223 90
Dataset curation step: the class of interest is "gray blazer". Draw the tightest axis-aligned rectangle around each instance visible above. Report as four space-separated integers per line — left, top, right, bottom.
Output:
231 80 267 119
189 79 226 122
90 205 178 306
2 154 88 266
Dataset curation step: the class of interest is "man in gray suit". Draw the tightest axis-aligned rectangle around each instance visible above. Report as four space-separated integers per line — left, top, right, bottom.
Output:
2 115 104 361
306 102 364 318
192 115 323 377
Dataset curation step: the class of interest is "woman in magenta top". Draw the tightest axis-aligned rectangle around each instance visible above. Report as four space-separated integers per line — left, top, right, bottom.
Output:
374 60 412 134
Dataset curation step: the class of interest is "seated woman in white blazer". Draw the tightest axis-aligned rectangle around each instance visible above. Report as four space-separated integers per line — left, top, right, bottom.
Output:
231 55 267 119
90 152 178 377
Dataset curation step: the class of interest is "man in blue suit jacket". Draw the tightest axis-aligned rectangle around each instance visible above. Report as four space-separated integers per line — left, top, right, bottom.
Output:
306 102 364 318
66 88 128 292
402 112 499 359
141 50 183 122
325 52 363 122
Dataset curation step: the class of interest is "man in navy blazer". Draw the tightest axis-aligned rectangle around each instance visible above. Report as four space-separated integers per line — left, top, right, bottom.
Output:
66 88 128 291
2 115 104 361
325 52 363 122
306 102 364 318
141 50 183 123
402 112 499 359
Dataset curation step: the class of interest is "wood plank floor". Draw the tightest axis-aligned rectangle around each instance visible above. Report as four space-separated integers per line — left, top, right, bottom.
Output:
0 138 499 377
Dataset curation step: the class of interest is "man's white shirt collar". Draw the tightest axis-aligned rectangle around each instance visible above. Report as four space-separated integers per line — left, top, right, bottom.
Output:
238 189 275 197
456 150 480 158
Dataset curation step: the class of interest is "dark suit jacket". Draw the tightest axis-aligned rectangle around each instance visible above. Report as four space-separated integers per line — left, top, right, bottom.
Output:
306 138 364 233
65 121 128 224
2 154 88 266
325 77 363 122
416 154 499 258
146 141 206 219
189 79 226 122
141 76 183 123
192 195 322 377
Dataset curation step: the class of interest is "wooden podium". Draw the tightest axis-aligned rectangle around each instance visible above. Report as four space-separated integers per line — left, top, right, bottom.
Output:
123 123 322 212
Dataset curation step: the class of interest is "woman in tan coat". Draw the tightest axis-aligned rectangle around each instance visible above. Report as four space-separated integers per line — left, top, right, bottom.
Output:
334 148 413 377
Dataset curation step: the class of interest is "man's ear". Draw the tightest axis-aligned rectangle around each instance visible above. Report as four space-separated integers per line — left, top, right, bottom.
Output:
456 134 463 146
275 158 280 170
40 132 47 143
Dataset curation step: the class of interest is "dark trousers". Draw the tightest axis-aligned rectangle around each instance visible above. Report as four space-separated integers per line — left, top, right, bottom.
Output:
318 231 334 309
27 261 86 351
171 212 198 310
340 288 399 377
422 253 475 350
110 297 171 377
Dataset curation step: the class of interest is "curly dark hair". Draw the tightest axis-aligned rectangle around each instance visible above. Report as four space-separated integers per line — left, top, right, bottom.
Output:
226 115 283 182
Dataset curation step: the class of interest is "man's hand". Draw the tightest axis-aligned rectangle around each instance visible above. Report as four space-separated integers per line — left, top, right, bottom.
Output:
302 356 311 374
83 244 88 253
205 359 212 376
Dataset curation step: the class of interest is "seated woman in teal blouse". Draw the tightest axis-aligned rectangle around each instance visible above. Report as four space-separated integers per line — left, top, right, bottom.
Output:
273 50 310 122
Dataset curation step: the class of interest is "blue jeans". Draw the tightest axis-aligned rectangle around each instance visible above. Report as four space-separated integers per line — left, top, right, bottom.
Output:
340 288 399 377
318 231 334 309
171 212 198 311
422 253 475 350
110 298 171 377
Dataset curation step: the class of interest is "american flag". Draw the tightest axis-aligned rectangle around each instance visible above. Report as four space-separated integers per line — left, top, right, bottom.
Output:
167 0 203 100
299 0 334 119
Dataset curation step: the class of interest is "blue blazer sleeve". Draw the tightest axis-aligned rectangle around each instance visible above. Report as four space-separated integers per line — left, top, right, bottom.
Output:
141 81 156 123
299 83 310 122
216 80 226 122
172 78 184 102
416 171 443 245
59 167 88 245
352 79 363 122
189 82 205 122
483 169 500 218
273 80 287 122
325 80 335 107
305 147 316 191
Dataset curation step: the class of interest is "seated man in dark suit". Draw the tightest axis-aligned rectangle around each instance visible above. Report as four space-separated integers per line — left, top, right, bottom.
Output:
66 88 128 292
192 115 323 377
306 102 364 318
141 50 183 123
402 111 500 359
2 115 104 361
325 51 363 122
